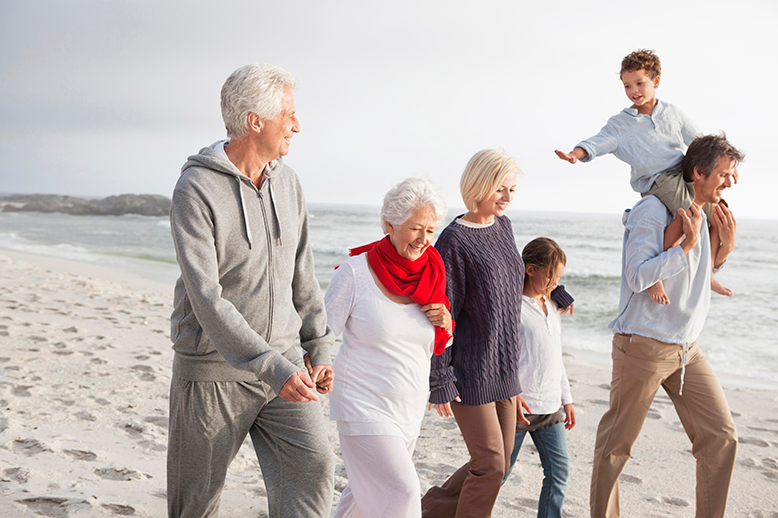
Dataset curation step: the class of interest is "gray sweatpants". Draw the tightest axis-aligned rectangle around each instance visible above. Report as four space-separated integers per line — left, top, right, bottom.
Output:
167 366 334 517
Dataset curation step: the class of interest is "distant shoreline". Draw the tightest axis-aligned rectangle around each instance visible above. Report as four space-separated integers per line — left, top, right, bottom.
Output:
0 193 170 217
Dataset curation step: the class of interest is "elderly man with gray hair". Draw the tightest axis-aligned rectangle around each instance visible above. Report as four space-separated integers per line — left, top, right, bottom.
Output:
167 63 335 517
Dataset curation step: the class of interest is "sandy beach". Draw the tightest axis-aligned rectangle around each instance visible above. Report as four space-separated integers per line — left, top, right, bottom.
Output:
1 250 777 517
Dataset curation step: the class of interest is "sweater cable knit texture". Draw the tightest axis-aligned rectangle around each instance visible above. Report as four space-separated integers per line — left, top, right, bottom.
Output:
429 215 524 406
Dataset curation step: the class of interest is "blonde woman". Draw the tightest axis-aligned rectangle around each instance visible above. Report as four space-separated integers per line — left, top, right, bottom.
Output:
422 148 530 517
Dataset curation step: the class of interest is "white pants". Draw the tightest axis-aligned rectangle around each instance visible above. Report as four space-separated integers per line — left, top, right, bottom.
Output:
334 433 421 518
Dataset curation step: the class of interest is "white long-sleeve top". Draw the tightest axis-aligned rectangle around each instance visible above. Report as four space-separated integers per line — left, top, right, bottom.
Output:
575 100 701 194
518 294 573 415
608 195 712 344
324 254 435 441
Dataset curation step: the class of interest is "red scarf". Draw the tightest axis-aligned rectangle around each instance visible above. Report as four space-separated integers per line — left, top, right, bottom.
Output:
347 235 453 355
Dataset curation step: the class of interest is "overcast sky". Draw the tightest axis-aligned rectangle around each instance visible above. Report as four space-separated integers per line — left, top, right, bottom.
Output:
1 0 776 219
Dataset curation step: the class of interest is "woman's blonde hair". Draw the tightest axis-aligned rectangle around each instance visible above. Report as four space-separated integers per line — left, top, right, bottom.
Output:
460 148 520 213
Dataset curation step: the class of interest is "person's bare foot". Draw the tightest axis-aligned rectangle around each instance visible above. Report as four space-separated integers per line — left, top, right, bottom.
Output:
647 280 670 305
712 277 733 297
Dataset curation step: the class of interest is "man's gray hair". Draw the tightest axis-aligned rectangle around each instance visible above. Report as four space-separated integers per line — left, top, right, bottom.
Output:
220 63 296 139
380 178 447 234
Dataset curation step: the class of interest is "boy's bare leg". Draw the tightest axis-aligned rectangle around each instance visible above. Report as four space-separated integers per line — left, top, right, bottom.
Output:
647 281 670 305
648 210 686 305
711 276 732 297
663 213 685 251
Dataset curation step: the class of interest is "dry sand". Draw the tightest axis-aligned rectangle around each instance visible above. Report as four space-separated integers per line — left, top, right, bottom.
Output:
1 250 777 517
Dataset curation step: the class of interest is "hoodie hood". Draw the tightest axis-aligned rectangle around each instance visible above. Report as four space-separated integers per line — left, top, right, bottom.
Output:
179 140 284 249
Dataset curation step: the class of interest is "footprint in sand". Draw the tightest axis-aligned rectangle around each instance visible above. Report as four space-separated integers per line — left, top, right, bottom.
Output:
64 449 98 461
15 497 80 518
4 466 30 483
646 495 690 507
661 496 690 507
11 385 32 397
748 426 778 436
739 436 771 448
101 503 136 515
94 467 142 481
515 497 540 510
12 438 50 455
122 422 145 436
130 364 156 382
742 457 778 481
618 473 642 484
144 415 169 429
76 411 97 421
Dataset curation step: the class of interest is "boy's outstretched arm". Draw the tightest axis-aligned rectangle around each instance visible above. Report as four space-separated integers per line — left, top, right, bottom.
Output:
555 147 588 164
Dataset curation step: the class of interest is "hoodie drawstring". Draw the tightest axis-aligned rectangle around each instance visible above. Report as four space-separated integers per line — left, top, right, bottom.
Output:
236 176 253 249
679 342 689 395
267 181 283 247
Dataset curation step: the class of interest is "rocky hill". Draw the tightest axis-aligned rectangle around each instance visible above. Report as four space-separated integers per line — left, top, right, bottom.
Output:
0 194 171 216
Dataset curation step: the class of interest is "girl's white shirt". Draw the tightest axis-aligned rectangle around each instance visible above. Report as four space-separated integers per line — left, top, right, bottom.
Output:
324 254 435 441
518 294 573 414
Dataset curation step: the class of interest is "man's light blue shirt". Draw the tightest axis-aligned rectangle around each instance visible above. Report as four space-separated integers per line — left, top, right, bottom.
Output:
576 100 700 194
608 196 711 345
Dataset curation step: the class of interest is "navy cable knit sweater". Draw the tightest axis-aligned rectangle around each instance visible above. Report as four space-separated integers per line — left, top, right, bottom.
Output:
429 215 524 406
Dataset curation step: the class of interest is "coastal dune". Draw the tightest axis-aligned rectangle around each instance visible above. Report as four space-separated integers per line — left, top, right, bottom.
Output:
1 251 776 517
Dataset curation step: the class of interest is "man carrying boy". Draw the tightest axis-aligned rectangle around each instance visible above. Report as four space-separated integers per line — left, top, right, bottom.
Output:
590 134 742 518
556 49 735 302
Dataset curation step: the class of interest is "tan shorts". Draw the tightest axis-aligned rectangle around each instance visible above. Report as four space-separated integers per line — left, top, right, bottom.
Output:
644 167 694 214
644 168 715 221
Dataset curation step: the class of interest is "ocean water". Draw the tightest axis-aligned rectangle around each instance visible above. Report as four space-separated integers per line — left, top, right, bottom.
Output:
1 205 776 388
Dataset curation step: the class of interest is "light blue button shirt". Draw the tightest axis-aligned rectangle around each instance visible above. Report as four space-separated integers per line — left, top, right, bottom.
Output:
576 100 700 194
608 196 711 345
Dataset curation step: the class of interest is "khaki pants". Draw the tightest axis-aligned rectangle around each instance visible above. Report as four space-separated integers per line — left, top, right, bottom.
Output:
422 397 517 518
590 334 737 518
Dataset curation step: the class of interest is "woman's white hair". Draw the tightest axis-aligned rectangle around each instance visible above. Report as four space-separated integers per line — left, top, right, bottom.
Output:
380 178 447 233
220 63 296 139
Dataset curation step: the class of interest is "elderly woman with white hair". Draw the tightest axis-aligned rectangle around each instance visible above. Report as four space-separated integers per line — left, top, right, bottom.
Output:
324 177 453 518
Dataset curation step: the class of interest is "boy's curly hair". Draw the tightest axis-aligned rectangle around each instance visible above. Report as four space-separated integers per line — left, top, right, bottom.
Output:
620 49 661 79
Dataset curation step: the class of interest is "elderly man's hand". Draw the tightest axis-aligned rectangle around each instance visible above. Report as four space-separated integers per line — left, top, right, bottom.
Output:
278 371 319 403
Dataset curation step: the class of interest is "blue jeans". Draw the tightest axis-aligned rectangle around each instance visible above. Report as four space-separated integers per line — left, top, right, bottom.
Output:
503 421 569 518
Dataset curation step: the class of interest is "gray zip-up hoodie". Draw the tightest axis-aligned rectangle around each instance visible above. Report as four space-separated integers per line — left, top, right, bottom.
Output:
169 141 334 393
